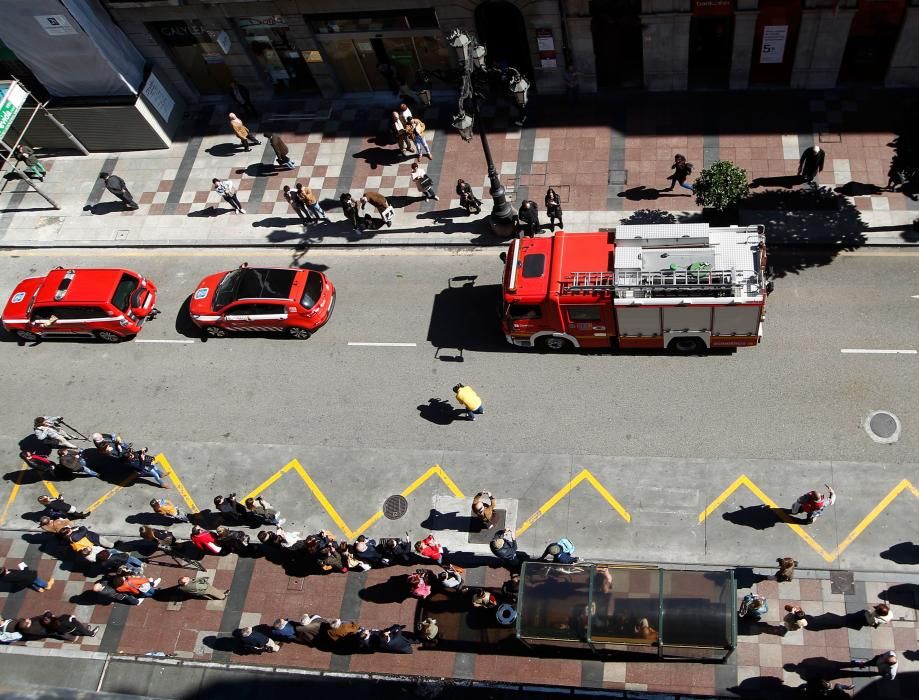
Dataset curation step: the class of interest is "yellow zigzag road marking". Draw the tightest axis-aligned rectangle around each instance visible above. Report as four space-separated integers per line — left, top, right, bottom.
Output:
699 474 919 562
515 469 631 537
0 465 27 526
243 461 465 540
156 453 199 513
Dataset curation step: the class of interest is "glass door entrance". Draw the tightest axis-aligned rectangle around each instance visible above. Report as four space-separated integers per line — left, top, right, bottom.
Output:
319 35 451 93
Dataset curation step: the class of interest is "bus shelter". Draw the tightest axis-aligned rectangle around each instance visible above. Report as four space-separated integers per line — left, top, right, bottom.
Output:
516 562 736 661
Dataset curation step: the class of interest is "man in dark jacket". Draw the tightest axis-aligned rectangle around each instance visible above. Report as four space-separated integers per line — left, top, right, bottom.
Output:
340 192 361 230
516 200 540 238
99 172 139 210
798 145 825 186
265 132 295 169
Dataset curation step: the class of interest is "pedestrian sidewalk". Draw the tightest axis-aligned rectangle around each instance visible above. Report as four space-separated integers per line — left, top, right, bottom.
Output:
0 90 917 248
1 530 917 698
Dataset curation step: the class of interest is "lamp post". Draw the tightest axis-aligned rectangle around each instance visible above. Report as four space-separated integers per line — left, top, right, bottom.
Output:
447 28 528 237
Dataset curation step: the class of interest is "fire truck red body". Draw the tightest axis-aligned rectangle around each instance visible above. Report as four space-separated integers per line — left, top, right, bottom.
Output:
500 224 768 352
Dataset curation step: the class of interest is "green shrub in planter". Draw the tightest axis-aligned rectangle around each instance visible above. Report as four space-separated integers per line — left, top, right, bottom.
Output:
693 160 750 212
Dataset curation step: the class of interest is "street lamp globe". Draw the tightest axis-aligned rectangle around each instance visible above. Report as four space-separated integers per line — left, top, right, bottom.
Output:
452 111 475 142
448 29 471 64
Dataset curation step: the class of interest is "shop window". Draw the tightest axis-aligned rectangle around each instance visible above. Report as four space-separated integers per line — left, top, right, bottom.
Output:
236 17 317 92
309 9 438 34
147 20 232 94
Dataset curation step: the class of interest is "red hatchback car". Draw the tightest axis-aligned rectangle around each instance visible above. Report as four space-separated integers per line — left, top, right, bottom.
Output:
2 267 158 342
189 264 335 338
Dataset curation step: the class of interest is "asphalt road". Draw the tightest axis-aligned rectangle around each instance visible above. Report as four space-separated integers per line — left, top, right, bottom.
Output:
0 247 917 571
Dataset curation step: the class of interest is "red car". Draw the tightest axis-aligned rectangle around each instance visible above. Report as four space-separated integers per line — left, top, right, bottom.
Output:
2 267 158 342
189 264 335 339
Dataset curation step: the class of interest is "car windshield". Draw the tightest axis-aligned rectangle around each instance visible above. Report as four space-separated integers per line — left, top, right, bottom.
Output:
213 269 244 310
301 271 324 309
110 273 140 312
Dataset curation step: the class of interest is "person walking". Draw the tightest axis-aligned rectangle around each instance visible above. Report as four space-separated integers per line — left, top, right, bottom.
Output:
112 574 161 599
798 145 825 187
456 179 481 214
453 383 483 421
284 185 309 224
783 604 808 631
0 564 54 592
99 172 140 210
413 534 445 565
408 117 431 161
849 651 899 680
392 111 413 155
791 485 835 524
360 191 394 228
13 144 46 180
39 611 98 640
545 188 563 230
95 549 145 576
91 581 142 605
228 80 258 119
471 491 497 529
176 575 229 600
150 498 189 523
21 450 56 476
864 603 892 628
738 592 768 621
775 556 798 582
411 162 439 200
664 154 694 193
297 183 328 223
56 448 100 478
265 132 296 169
37 494 87 520
340 192 361 231
33 416 78 448
212 178 245 214
229 113 260 152
490 529 524 566
516 200 539 237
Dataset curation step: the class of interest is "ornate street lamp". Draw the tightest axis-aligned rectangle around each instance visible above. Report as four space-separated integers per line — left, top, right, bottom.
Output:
446 27 525 236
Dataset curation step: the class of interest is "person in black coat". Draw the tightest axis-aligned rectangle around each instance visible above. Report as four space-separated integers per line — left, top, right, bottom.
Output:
99 172 139 210
340 192 361 230
516 200 540 238
798 145 825 185
0 565 53 592
545 188 563 230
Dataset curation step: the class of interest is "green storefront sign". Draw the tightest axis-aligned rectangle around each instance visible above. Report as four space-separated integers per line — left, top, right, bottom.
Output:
0 81 27 141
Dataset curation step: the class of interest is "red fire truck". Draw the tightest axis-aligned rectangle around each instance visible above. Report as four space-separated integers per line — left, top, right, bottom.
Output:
501 224 769 352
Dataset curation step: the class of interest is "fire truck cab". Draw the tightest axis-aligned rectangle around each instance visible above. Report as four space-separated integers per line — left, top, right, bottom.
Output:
501 224 768 353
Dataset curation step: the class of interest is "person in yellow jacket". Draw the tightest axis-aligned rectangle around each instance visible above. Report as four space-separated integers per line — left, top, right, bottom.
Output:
453 383 484 421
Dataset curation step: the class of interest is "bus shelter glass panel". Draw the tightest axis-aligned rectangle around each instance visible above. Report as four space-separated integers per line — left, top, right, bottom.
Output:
659 569 735 660
516 562 591 648
589 565 660 647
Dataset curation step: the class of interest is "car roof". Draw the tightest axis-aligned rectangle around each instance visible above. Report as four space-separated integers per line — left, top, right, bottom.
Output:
33 268 133 305
234 267 298 300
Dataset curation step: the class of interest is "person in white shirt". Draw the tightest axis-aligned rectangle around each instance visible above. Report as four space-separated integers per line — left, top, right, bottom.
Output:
411 162 438 201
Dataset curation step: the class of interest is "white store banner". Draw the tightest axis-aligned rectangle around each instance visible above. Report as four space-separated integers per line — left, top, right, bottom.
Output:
760 25 788 64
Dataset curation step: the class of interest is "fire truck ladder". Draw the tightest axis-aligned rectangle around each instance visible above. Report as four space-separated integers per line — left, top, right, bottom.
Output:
566 269 740 296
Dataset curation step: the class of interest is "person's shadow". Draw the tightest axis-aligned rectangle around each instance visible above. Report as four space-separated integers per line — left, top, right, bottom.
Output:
722 504 783 530
880 542 919 565
805 611 866 632
359 575 413 604
417 398 459 425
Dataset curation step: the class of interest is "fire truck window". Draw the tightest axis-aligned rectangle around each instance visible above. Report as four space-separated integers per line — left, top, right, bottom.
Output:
522 254 546 278
34 306 101 320
509 304 541 320
567 306 602 322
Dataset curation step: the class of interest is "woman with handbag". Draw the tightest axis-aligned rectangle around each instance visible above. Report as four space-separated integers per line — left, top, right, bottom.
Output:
212 178 245 214
545 188 563 230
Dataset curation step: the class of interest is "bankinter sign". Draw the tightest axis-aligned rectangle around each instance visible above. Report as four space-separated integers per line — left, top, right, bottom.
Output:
0 81 27 141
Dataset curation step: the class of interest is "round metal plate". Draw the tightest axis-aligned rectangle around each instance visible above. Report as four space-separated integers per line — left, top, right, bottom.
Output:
383 494 408 520
864 410 901 444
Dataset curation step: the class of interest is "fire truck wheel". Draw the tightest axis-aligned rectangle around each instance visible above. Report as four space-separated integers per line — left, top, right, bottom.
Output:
538 336 573 352
15 330 39 341
668 337 704 354
95 330 123 343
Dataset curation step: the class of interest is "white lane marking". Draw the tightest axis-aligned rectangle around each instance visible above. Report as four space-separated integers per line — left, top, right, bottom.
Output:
348 342 417 347
841 349 917 355
135 339 197 344
912 295 919 299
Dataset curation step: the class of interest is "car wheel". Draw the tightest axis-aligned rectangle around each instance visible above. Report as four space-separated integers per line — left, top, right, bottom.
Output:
206 326 227 338
288 327 312 340
96 330 122 343
669 337 704 354
16 330 38 341
538 336 572 352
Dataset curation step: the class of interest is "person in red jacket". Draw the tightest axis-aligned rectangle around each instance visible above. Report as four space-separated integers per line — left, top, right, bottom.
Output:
190 526 222 554
414 534 444 564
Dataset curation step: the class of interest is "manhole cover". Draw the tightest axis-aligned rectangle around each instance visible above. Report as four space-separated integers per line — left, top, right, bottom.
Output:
830 570 855 595
865 411 901 444
383 495 408 520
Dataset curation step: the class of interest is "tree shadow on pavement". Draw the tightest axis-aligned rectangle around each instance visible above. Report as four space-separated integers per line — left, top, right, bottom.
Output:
880 541 919 565
740 187 866 278
620 209 678 225
721 504 783 530
750 175 802 189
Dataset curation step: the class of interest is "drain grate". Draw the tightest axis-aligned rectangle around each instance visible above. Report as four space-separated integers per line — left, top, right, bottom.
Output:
865 410 901 444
